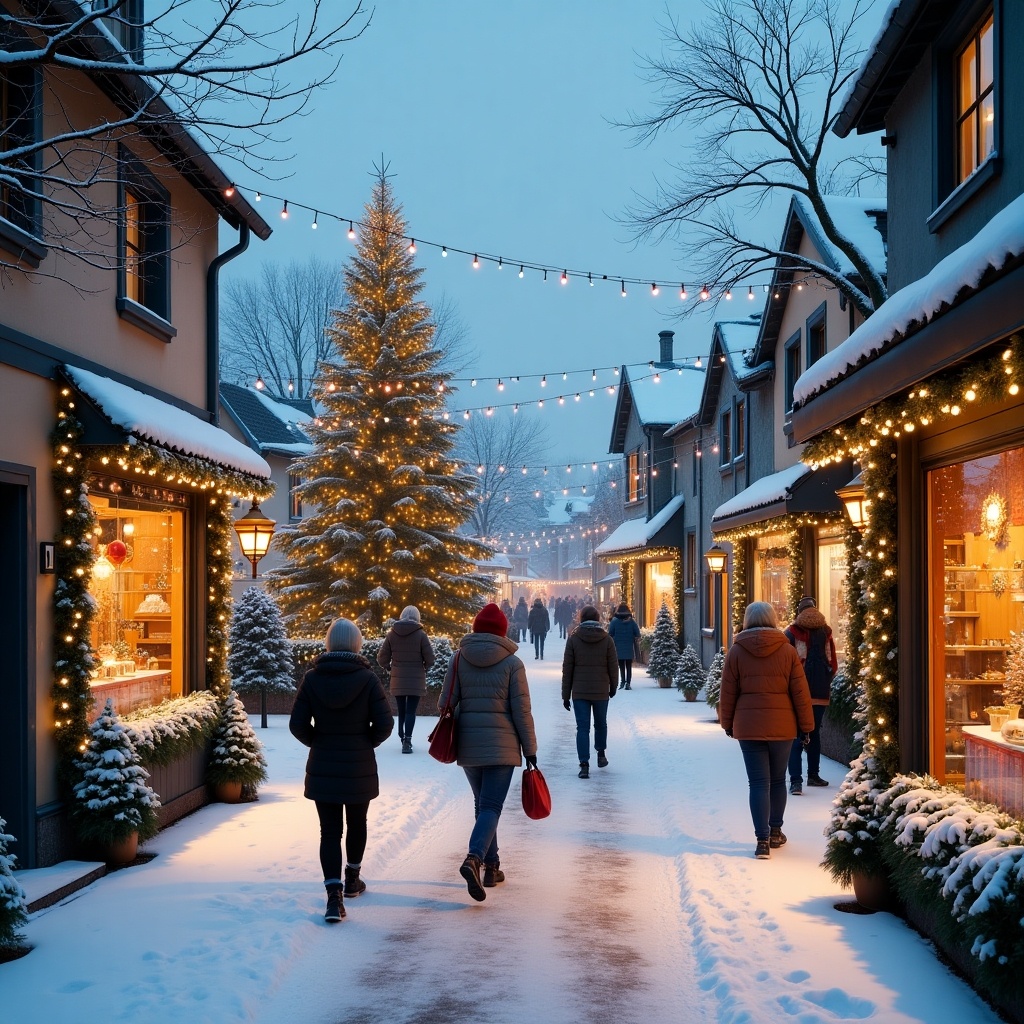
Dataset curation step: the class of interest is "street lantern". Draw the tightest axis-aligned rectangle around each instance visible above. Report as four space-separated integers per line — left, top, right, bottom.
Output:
836 476 871 530
704 543 727 574
233 501 276 578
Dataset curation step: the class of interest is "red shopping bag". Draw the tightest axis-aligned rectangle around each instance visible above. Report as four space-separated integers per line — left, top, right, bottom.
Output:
521 763 551 820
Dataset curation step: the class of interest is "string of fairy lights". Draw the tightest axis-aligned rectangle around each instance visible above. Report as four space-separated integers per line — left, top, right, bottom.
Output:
225 182 829 302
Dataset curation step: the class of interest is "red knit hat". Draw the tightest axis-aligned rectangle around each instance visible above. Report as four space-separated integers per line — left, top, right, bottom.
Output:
473 603 508 637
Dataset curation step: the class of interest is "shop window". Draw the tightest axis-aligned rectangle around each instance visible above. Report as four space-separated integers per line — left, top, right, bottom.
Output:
955 10 995 187
753 534 790 626
627 448 647 504
288 472 303 521
816 529 848 666
784 332 801 413
645 559 676 626
86 482 186 715
929 446 1024 784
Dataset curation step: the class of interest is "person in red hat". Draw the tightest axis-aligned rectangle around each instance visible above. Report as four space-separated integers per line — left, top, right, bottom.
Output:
439 603 539 902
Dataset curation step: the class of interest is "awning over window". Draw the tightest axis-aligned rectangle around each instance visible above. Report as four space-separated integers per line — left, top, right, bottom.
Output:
65 365 272 481
594 495 684 558
596 570 621 586
711 463 848 533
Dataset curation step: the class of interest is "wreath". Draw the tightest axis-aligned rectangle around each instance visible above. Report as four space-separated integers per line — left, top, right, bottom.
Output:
981 492 1009 547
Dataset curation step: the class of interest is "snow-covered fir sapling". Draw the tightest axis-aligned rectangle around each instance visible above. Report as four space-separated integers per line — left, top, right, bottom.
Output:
821 750 887 885
1000 629 1024 708
71 699 160 846
0 817 28 952
426 636 454 691
705 647 725 711
206 692 268 789
228 586 295 728
647 603 680 682
673 644 704 698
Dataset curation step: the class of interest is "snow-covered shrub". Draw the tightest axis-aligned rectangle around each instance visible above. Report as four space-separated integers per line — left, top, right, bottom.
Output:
673 644 703 697
361 637 385 676
821 750 887 885
646 603 680 680
0 818 28 950
705 647 725 711
426 635 455 691
71 699 160 845
290 638 325 687
206 692 268 788
637 627 654 664
123 691 220 767
228 587 295 698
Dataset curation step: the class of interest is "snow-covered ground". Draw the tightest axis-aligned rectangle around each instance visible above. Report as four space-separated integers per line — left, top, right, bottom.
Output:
5 635 1000 1023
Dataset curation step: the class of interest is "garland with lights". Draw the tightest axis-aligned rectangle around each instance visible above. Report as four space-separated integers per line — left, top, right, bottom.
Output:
51 379 272 778
787 531 805 622
620 560 635 612
609 547 682 624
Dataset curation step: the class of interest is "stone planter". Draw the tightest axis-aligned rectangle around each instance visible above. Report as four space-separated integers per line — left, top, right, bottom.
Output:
213 781 244 804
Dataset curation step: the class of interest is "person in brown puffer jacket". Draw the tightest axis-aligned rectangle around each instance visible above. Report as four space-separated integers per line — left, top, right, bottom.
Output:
378 605 435 754
719 601 814 861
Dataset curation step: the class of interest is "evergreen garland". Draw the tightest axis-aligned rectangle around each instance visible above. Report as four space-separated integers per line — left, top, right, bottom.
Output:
730 540 746 636
647 602 680 680
673 644 704 695
619 560 634 613
206 692 268 788
705 647 725 711
228 588 296 698
0 818 28 951
786 530 804 622
123 691 221 768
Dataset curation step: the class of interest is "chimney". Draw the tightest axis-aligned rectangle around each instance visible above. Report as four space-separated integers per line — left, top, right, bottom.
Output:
658 330 675 366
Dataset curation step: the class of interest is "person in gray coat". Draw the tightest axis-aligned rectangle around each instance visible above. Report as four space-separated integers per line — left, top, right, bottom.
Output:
378 605 435 754
439 602 539 902
290 618 394 923
562 605 619 778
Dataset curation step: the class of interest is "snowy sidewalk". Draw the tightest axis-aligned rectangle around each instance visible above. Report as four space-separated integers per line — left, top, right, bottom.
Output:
3 638 1000 1023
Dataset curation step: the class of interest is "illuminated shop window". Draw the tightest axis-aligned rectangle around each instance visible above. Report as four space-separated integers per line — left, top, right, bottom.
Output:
644 559 676 627
753 533 790 626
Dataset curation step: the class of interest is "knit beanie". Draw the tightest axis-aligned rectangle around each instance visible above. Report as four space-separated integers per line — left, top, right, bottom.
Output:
616 603 630 615
472 603 508 637
400 605 421 622
797 596 816 613
580 605 600 622
325 617 363 653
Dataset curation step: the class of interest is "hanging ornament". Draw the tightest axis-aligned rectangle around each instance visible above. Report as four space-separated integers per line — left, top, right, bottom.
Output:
106 539 128 566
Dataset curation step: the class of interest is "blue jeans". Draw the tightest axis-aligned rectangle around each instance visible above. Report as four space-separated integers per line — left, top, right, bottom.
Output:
533 632 545 658
573 698 609 764
395 695 420 740
738 740 791 840
788 705 827 783
463 765 515 864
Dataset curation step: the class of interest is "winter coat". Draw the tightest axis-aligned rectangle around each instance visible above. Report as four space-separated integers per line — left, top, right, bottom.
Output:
513 599 529 626
528 603 550 637
562 622 619 702
607 612 640 660
784 608 838 705
289 652 395 803
439 632 537 768
378 620 435 698
719 628 814 742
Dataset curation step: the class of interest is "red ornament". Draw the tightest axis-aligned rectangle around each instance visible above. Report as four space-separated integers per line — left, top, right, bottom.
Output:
106 540 128 566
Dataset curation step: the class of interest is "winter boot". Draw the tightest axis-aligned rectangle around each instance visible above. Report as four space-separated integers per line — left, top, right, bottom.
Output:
596 750 609 768
578 762 590 779
769 827 787 849
754 839 771 860
624 681 631 690
483 861 505 887
806 775 829 787
324 884 345 922
789 780 803 796
344 865 366 898
402 737 413 754
460 854 486 902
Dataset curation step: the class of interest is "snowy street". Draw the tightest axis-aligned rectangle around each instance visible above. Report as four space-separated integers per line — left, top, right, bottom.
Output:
5 635 999 1024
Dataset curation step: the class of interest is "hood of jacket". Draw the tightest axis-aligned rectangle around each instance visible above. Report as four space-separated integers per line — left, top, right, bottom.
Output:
306 652 375 710
390 619 424 638
573 621 609 643
613 611 633 621
732 627 790 659
458 631 519 668
793 607 828 630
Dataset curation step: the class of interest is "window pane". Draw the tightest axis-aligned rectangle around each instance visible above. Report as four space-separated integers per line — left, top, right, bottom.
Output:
735 401 745 457
959 40 977 115
980 92 995 162
979 15 994 91
816 539 848 666
645 560 676 625
959 111 978 181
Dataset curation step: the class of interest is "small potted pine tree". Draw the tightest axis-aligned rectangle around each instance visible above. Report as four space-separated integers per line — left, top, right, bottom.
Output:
673 644 704 701
705 647 725 718
207 691 268 803
0 817 29 962
647 602 680 688
999 628 1024 723
228 586 295 728
70 699 160 865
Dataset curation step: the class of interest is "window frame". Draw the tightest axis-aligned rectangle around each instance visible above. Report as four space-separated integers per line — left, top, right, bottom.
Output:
626 447 647 505
288 472 303 522
805 303 827 368
734 398 745 461
685 530 697 592
783 330 801 414
719 408 732 467
93 1 145 63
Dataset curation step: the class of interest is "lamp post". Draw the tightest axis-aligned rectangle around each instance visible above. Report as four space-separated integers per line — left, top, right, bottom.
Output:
705 543 727 651
233 501 276 578
836 477 871 530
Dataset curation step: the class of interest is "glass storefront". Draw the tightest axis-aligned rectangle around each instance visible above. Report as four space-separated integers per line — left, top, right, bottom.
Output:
930 447 1024 782
86 477 187 715
816 529 849 666
644 559 676 627
753 533 790 626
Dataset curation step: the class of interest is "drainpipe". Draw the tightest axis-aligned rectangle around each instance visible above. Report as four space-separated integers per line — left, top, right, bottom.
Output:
206 221 251 424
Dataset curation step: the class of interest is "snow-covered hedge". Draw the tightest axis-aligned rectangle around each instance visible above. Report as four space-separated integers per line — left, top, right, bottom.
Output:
123 691 220 767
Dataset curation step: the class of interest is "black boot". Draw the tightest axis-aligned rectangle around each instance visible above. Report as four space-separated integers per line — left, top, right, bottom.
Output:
344 865 366 898
402 737 413 754
596 750 608 768
483 861 505 887
460 854 486 901
578 762 590 779
324 884 345 922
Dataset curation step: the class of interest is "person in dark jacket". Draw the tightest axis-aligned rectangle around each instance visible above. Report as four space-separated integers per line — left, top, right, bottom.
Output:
290 617 394 922
440 603 538 902
784 596 838 794
512 596 530 642
378 605 435 754
561 605 619 778
527 597 551 660
607 603 641 689
719 601 814 861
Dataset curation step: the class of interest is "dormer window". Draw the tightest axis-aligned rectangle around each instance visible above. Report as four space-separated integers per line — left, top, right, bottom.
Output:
955 10 994 186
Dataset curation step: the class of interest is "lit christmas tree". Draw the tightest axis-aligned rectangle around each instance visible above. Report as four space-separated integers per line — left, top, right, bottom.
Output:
647 602 680 682
1001 629 1024 708
228 586 295 728
268 170 490 636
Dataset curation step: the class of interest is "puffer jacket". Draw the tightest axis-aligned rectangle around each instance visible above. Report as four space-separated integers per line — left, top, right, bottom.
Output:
784 607 838 705
562 621 619 701
289 652 395 802
527 602 550 636
719 627 814 741
439 632 538 767
378 620 435 697
607 612 640 660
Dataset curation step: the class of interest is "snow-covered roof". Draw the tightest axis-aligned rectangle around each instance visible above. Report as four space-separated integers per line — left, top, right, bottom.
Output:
220 383 313 457
797 195 888 279
717 317 765 380
477 552 513 571
794 192 1024 407
594 495 684 557
68 366 272 479
711 464 811 525
543 494 595 525
624 363 707 426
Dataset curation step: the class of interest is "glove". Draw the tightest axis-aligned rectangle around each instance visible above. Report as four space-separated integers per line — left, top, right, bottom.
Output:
563 698 571 711
525 754 538 768
609 688 616 698
802 733 811 748
725 729 733 738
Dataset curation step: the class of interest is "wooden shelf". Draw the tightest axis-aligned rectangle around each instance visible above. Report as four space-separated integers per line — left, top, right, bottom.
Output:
945 611 980 618
946 645 1009 652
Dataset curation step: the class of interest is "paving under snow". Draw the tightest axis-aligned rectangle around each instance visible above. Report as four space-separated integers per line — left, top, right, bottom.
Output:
5 635 1000 1023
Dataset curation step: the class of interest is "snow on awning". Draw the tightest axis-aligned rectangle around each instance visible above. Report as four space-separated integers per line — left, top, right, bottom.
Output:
596 570 621 585
66 366 271 480
594 495 684 558
711 463 848 533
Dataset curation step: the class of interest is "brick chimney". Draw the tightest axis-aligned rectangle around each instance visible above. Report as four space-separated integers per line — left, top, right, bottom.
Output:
658 330 675 366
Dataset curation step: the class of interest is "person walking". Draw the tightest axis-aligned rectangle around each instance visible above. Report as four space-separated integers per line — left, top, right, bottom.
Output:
528 597 551 660
784 596 838 794
513 596 529 643
719 601 814 861
607 602 641 689
561 605 618 779
378 606 435 754
440 602 538 902
289 618 395 922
